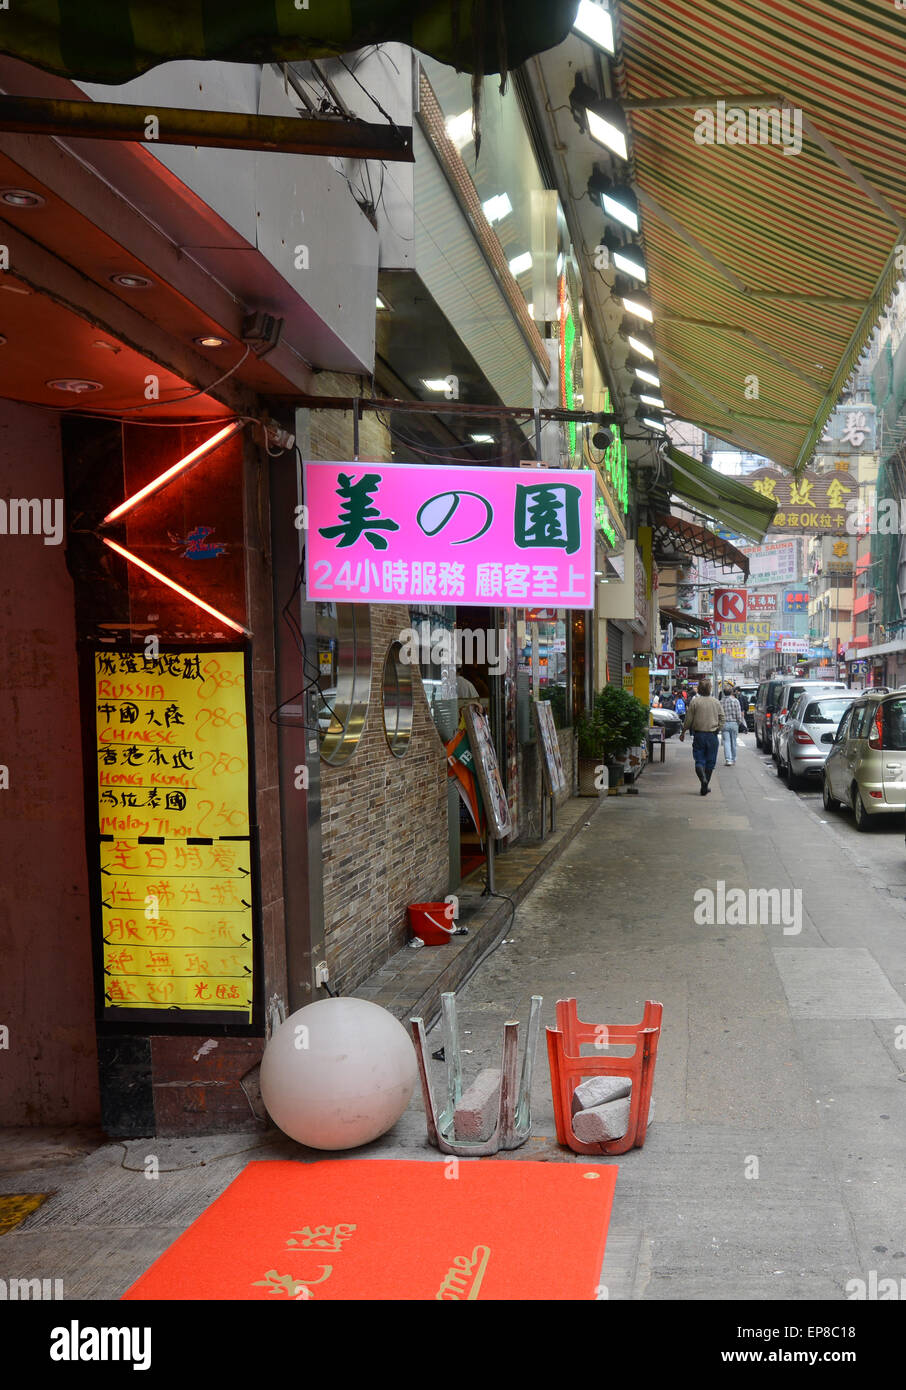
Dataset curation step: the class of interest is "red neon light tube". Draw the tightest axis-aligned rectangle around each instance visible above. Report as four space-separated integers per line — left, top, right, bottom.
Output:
102 538 250 636
102 420 243 524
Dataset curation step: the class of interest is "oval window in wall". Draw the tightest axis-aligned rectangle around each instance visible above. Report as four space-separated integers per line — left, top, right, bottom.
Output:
314 602 372 765
381 640 413 757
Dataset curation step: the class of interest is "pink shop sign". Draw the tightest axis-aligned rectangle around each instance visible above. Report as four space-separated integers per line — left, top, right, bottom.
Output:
303 461 596 608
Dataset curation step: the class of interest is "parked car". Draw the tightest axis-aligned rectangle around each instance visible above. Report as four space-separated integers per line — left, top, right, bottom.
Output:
754 678 786 750
650 706 681 737
775 691 858 790
823 690 906 829
770 678 847 760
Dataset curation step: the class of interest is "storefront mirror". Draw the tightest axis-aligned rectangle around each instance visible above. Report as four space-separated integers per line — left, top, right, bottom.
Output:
314 602 372 765
382 640 413 757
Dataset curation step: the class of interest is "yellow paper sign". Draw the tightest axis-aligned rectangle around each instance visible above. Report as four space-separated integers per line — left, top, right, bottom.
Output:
94 650 254 1020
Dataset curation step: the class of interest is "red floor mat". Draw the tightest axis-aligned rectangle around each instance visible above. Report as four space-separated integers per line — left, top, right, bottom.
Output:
122 1158 617 1301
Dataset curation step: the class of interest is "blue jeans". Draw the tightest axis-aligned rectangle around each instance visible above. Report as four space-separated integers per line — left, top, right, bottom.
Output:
692 730 719 773
722 725 738 762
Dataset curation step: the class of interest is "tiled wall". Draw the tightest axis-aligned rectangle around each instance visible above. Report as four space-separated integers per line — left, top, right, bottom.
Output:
310 376 449 993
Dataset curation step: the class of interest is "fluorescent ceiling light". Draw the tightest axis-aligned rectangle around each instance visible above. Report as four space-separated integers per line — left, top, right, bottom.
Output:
102 421 244 524
573 0 615 53
482 192 512 224
602 190 639 232
639 393 665 407
422 378 449 391
627 334 655 360
622 296 653 322
103 539 250 635
527 302 534 318
613 250 646 282
445 110 473 149
586 107 628 160
470 433 494 443
642 416 666 432
508 251 533 276
376 294 388 309
635 368 660 386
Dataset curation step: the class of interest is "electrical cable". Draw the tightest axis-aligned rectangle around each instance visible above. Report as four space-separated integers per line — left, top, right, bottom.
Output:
64 345 253 416
335 53 404 138
116 1136 293 1174
480 883 517 935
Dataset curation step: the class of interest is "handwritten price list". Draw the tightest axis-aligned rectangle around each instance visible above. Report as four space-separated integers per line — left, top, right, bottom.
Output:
94 650 254 1020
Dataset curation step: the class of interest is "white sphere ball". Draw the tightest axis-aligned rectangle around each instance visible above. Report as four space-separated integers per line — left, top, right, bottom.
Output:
260 997 418 1150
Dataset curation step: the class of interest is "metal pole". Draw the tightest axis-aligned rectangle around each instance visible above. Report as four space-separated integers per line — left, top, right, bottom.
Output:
0 94 415 162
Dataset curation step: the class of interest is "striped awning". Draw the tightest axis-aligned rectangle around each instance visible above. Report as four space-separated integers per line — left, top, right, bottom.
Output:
667 446 777 541
615 1 906 471
0 0 579 83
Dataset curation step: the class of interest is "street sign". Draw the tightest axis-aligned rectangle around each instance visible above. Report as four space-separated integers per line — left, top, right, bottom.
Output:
714 588 747 622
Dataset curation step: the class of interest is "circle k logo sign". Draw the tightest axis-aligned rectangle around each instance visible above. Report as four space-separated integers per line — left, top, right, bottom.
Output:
713 588 748 622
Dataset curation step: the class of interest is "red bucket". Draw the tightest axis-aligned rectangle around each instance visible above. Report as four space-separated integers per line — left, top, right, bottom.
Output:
407 903 455 946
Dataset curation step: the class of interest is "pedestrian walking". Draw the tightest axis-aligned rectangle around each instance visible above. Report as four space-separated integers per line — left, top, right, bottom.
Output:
719 682 745 766
679 678 725 795
674 691 687 719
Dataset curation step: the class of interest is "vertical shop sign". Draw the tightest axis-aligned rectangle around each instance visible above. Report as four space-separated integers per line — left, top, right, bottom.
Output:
88 647 259 1027
533 699 567 796
463 704 513 840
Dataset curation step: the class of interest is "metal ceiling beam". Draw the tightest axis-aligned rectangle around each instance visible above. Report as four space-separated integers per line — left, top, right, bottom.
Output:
286 392 614 425
0 95 413 161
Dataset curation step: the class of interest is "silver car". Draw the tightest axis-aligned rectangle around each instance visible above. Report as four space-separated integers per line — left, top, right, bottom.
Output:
775 691 857 790
823 691 906 829
770 678 847 761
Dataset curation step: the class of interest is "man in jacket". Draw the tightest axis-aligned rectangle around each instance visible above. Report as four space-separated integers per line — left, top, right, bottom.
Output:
679 678 725 795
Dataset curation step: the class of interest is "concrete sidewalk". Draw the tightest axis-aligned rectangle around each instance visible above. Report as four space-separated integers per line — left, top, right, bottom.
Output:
4 732 906 1300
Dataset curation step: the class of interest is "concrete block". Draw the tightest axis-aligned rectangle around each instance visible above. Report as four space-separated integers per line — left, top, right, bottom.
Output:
453 1068 502 1141
572 1094 655 1144
571 1074 632 1114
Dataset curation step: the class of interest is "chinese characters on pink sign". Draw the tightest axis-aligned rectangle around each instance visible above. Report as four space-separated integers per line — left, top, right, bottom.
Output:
303 462 596 608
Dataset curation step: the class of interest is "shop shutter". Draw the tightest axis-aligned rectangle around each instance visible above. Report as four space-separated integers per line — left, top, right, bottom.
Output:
607 622 623 687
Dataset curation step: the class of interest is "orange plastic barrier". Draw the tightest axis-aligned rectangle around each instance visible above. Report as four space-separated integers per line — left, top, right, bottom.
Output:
546 999 662 1156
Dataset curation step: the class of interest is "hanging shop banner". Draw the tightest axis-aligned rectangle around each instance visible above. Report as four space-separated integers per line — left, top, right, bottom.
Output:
533 699 567 796
747 593 777 612
714 620 772 639
304 462 595 609
445 725 484 836
745 468 859 533
88 647 259 1029
464 703 513 841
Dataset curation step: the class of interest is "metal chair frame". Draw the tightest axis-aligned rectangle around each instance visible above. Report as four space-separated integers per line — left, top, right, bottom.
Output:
411 992 543 1155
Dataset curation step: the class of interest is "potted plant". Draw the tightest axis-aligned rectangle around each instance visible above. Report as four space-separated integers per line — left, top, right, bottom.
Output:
576 707 607 795
593 684 651 791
